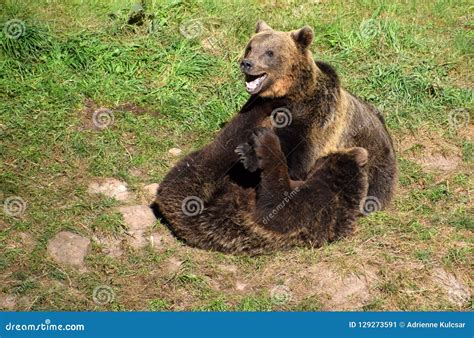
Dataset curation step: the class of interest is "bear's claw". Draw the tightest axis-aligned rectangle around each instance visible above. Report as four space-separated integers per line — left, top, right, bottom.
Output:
235 143 259 172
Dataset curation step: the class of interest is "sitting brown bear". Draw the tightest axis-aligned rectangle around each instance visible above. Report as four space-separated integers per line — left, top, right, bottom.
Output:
153 21 396 254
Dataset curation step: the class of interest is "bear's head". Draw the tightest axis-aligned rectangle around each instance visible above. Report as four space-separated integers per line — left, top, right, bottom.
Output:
240 21 317 98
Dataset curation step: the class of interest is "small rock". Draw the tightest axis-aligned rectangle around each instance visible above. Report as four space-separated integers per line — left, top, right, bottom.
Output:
143 183 159 200
47 231 90 269
0 294 16 310
419 154 460 172
118 205 156 249
168 148 182 156
118 205 156 230
88 178 131 201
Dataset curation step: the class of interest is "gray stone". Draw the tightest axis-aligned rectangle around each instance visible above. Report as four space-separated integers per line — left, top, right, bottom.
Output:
47 231 90 269
117 205 156 249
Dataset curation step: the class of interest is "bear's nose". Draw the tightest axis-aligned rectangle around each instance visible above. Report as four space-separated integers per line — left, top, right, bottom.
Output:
240 59 253 72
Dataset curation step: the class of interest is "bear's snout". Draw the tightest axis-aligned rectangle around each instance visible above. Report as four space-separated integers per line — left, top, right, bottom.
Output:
240 59 254 73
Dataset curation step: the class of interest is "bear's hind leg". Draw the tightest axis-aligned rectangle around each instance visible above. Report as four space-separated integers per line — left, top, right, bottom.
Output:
250 145 369 246
237 128 304 233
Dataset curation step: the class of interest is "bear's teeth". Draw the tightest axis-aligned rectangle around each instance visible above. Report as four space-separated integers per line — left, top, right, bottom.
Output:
246 81 257 91
246 75 264 92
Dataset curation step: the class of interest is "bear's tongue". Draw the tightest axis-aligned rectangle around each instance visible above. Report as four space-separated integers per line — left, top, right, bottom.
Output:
246 74 266 93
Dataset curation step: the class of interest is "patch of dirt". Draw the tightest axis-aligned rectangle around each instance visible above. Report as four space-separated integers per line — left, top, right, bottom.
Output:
116 102 160 116
162 258 183 276
295 262 377 310
206 264 243 292
80 98 112 131
94 235 124 258
418 153 460 172
80 98 160 131
431 267 470 307
235 281 248 292
241 254 378 310
149 231 175 253
87 179 166 255
138 183 159 204
201 35 230 59
396 129 462 172
17 232 36 251
217 264 238 274
4 232 36 253
47 231 90 271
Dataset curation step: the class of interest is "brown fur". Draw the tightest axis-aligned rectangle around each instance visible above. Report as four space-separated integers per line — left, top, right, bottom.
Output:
154 97 369 254
152 21 396 254
242 21 397 208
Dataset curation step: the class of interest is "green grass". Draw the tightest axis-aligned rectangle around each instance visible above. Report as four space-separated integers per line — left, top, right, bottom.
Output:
1 0 472 311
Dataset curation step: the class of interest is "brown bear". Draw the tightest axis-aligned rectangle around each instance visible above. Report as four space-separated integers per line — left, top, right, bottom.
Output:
153 100 369 254
239 21 397 210
153 21 396 254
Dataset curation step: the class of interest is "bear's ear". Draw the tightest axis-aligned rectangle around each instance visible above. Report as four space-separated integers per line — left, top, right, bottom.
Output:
255 20 273 33
291 26 314 49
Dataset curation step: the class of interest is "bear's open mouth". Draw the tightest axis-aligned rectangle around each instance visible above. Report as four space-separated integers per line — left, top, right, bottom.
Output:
245 73 267 94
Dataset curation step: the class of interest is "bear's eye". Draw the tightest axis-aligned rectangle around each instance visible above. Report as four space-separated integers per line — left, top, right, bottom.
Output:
245 46 251 55
265 50 274 57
